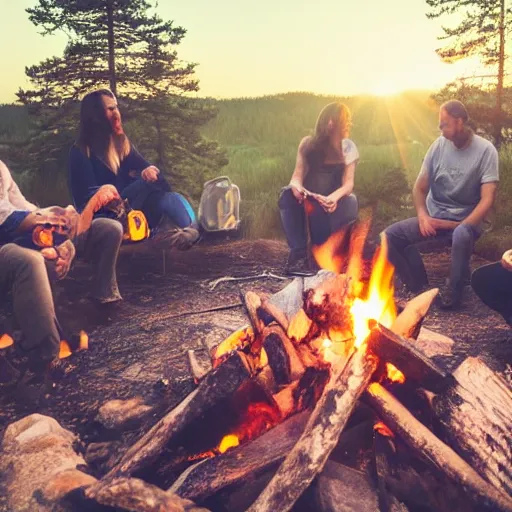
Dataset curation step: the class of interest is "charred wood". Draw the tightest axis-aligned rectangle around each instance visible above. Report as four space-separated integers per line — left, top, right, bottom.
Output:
366 382 512 512
169 410 310 502
247 346 379 512
105 352 255 479
433 357 512 496
368 322 452 393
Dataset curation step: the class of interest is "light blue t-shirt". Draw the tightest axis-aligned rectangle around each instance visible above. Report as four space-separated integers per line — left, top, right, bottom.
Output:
420 134 499 221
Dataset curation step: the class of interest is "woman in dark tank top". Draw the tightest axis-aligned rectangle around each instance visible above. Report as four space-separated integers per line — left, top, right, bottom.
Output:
278 102 360 274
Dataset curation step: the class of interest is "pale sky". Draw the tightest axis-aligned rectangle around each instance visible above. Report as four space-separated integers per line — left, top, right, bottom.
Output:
0 0 494 103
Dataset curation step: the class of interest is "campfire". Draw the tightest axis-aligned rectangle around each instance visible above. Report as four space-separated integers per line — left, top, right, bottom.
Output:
3 222 511 512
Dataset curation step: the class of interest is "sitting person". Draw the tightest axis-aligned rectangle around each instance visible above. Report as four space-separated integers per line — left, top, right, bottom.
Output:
279 102 359 273
69 88 199 249
0 159 123 397
471 249 512 326
384 100 499 309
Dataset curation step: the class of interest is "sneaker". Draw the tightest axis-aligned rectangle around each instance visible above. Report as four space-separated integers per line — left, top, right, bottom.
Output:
285 250 315 276
438 280 463 310
167 227 200 250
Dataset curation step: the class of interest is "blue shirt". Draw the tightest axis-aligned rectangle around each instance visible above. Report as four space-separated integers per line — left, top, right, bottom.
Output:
68 145 150 212
421 134 499 221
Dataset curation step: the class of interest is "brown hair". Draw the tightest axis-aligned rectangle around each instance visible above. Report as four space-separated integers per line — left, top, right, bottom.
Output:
308 102 352 162
76 88 130 174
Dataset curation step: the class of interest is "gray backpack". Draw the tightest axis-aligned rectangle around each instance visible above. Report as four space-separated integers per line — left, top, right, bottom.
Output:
198 176 241 233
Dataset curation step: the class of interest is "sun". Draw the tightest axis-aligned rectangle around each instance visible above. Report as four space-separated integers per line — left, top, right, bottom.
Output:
371 80 404 97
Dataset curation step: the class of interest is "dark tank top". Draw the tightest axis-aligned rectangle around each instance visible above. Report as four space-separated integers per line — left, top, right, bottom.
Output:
303 150 345 196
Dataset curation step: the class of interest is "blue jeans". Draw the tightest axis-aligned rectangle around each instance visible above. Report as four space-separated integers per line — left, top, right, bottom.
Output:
384 217 480 292
158 192 196 229
278 186 358 255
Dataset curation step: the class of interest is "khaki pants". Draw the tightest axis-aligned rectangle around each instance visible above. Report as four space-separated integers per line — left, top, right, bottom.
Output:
0 218 123 365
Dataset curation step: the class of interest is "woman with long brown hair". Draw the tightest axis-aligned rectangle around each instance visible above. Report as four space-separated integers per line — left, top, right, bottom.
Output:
69 89 199 249
278 102 359 273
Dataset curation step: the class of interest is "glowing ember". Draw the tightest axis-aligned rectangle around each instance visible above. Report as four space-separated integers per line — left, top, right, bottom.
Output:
59 340 72 359
385 362 406 384
0 334 14 349
374 421 394 437
218 434 240 453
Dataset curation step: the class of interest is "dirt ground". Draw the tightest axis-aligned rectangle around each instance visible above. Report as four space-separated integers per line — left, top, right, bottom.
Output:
0 237 511 442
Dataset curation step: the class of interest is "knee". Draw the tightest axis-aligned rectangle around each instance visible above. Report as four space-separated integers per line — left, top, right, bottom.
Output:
452 223 474 247
16 247 47 276
278 186 299 209
340 193 358 222
92 218 124 243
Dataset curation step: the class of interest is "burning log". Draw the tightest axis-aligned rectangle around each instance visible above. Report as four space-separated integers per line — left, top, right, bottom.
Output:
243 291 264 337
391 288 439 339
432 357 512 496
106 351 256 479
366 382 512 512
367 322 452 393
85 477 210 512
262 325 305 386
169 410 310 502
247 345 379 512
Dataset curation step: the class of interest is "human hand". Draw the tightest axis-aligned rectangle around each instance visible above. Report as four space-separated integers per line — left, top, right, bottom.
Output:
311 193 336 213
41 239 76 280
291 184 308 204
30 205 80 239
141 166 160 182
501 249 512 271
418 214 437 237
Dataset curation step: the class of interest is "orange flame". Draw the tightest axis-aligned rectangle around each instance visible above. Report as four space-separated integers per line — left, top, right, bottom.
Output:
385 362 406 384
374 421 394 437
79 330 89 351
350 234 396 348
0 334 14 349
213 326 254 363
59 341 72 359
311 229 347 273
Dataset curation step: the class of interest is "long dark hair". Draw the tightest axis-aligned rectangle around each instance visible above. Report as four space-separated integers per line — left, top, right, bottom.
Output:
76 88 130 173
307 102 352 163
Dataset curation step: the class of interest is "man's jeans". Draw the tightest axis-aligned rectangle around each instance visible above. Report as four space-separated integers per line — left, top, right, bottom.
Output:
384 217 480 292
0 218 123 365
278 186 358 256
471 262 512 325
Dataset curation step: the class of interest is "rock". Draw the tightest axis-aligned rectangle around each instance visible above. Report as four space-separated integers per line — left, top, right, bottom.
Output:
96 396 153 430
85 477 210 512
0 414 89 512
41 469 97 502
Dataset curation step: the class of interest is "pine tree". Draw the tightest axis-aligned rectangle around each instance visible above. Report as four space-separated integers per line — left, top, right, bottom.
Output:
426 0 510 147
14 0 226 204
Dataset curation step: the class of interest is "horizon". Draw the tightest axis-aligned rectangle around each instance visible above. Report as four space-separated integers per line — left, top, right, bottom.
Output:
0 0 495 104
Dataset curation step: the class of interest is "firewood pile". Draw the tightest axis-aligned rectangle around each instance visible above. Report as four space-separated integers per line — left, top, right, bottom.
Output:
2 229 511 512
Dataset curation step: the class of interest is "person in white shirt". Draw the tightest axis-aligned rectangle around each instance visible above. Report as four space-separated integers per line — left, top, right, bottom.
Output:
0 160 123 399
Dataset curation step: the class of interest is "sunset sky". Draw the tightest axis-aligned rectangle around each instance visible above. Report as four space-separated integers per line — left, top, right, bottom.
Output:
0 0 491 103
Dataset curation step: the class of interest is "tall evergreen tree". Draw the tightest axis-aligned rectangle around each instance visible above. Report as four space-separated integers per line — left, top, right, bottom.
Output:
426 0 510 147
14 0 226 204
